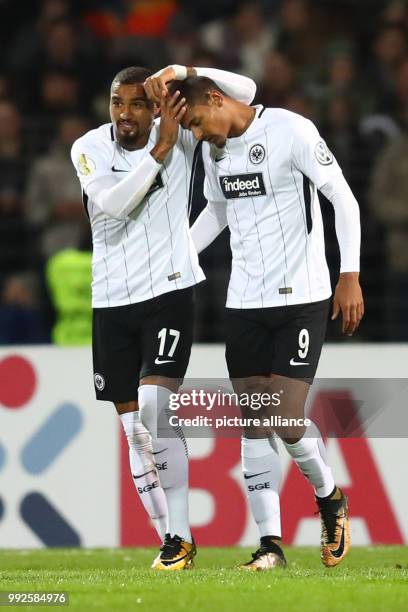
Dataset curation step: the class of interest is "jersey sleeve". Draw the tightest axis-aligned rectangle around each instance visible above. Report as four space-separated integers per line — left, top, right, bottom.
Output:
186 143 228 253
71 136 115 195
291 117 342 189
178 124 197 152
195 68 256 104
71 135 161 219
188 146 228 253
202 144 223 202
203 173 221 203
319 176 361 272
190 198 228 254
290 116 360 272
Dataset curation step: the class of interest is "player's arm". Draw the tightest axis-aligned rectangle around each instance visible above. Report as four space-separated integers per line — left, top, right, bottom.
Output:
144 65 256 105
71 94 185 219
70 144 162 220
71 93 186 220
87 155 161 219
190 199 228 254
190 161 228 253
291 118 364 335
319 178 363 335
71 93 185 219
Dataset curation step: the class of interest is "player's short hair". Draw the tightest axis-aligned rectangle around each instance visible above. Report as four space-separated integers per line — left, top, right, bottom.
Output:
169 76 227 106
111 67 152 89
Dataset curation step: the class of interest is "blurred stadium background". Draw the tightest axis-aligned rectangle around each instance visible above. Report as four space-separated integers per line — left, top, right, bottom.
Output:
0 0 407 551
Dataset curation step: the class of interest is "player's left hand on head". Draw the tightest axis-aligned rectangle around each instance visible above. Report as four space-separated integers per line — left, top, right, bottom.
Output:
144 66 180 103
331 272 364 336
158 90 186 146
163 90 186 122
144 76 168 103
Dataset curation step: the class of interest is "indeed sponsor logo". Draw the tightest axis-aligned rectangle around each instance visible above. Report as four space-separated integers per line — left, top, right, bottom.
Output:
220 173 266 199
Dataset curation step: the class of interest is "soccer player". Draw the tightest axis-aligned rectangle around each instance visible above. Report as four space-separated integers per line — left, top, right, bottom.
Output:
71 66 256 570
174 76 364 569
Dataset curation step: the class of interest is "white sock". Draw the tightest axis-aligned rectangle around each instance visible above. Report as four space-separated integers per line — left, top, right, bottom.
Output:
241 437 282 539
120 410 167 541
139 385 191 542
283 421 335 498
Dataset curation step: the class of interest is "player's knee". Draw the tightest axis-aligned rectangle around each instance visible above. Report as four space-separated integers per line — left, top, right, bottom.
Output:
139 384 174 438
138 387 156 433
276 422 307 442
138 384 165 435
126 427 151 454
115 400 138 415
281 420 321 446
243 427 274 439
281 435 302 444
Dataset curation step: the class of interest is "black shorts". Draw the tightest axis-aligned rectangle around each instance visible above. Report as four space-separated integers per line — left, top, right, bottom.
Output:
92 287 194 402
225 298 330 382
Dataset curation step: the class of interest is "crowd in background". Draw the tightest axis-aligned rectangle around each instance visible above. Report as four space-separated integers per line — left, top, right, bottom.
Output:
1 0 408 344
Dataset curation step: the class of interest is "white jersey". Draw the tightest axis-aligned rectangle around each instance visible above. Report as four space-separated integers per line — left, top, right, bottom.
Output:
203 107 349 309
72 122 204 307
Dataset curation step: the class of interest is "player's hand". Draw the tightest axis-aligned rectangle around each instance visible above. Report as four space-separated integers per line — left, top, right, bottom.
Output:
159 90 186 144
332 272 364 335
144 66 177 103
151 91 186 163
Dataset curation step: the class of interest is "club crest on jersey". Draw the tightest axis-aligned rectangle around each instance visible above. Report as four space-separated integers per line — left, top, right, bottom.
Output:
78 153 96 176
249 144 265 165
314 141 333 165
220 173 266 199
94 373 105 391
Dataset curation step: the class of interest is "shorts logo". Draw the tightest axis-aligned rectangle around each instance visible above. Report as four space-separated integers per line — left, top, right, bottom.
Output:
94 373 105 391
78 154 96 176
249 144 265 165
314 141 333 165
220 173 266 199
289 358 310 366
154 358 175 365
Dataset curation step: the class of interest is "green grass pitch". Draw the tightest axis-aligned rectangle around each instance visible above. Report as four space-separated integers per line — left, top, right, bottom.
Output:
1 547 407 612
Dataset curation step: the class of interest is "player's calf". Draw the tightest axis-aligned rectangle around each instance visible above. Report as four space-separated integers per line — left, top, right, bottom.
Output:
119 409 167 541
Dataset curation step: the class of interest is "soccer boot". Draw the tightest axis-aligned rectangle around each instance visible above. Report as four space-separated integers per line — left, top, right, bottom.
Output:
238 537 287 571
317 487 350 567
151 533 196 570
151 533 170 569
